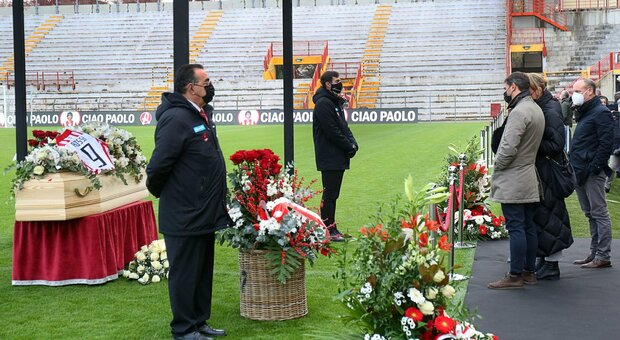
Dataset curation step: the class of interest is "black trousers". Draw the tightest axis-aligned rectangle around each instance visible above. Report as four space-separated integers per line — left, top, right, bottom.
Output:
320 170 345 229
164 232 215 336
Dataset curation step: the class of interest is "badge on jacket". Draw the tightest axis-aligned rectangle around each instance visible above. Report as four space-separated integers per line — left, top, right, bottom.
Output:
193 124 209 142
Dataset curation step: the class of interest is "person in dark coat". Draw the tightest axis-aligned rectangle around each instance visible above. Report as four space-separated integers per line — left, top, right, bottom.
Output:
569 78 615 269
559 90 574 127
528 73 573 280
312 70 358 242
147 64 231 340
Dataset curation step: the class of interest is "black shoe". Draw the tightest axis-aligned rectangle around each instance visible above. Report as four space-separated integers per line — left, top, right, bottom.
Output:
536 261 560 280
329 227 345 242
534 257 545 272
197 324 226 337
173 331 212 340
573 254 595 265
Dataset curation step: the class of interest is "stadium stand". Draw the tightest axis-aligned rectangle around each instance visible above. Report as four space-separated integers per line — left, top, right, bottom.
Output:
2 0 618 120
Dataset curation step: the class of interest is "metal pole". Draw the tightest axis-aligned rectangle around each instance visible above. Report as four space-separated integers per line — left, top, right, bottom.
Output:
96 0 100 13
35 0 39 15
173 0 190 73
283 0 294 172
3 84 7 122
13 0 27 161
456 154 475 249
447 166 457 275
55 0 59 14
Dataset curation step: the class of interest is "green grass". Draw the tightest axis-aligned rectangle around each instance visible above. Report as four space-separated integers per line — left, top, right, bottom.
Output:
0 122 618 339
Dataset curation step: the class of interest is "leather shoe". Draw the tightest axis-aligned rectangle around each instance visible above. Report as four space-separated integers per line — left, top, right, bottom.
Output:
197 324 226 337
581 259 612 268
573 254 595 265
173 331 212 340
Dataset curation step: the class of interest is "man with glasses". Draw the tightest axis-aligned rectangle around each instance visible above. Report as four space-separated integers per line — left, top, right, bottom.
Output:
147 64 230 340
312 70 358 242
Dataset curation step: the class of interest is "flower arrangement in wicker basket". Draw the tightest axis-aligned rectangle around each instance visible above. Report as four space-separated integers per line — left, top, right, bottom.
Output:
218 149 331 320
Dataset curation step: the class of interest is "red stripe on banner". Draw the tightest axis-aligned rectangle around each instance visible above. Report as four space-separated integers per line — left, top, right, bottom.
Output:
55 129 75 146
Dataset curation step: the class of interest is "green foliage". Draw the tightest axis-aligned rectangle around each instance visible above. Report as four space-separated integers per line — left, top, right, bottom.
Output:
0 123 523 339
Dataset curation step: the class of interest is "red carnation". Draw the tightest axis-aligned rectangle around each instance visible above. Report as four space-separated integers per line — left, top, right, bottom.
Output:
499 215 506 222
492 218 501 227
479 225 488 235
434 315 456 334
469 163 477 171
28 139 38 147
404 307 424 322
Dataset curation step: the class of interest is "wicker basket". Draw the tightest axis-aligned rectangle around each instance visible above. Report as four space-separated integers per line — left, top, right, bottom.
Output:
238 250 308 321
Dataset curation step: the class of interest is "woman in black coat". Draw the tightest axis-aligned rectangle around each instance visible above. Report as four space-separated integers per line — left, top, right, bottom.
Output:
528 73 574 280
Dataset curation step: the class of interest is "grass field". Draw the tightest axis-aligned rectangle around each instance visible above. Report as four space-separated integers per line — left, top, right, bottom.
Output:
1 122 619 339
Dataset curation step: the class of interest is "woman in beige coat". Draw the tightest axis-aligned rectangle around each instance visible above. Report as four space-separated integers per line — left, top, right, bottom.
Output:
488 72 546 290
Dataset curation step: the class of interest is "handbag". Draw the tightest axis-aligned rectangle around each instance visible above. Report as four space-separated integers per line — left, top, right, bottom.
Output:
546 151 576 198
491 116 508 154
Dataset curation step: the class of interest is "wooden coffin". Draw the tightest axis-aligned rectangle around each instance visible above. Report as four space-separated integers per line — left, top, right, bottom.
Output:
15 172 149 221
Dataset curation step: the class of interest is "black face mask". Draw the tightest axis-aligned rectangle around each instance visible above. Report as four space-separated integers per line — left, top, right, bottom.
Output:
503 91 512 104
331 82 343 95
203 84 215 104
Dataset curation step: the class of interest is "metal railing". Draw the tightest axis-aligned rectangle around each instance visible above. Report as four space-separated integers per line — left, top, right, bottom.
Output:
4 70 75 91
590 51 620 82
558 51 619 95
325 62 360 79
558 0 620 10
479 111 574 167
511 0 568 28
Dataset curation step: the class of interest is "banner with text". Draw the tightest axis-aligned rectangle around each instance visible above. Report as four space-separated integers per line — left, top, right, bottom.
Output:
0 108 418 127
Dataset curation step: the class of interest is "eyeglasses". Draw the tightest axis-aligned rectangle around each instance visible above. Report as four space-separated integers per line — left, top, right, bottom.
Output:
193 78 211 88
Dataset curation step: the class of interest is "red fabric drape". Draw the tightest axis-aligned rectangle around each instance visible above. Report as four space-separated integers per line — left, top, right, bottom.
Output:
12 200 158 286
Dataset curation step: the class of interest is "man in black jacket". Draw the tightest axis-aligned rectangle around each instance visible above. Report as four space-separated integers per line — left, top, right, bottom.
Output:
147 64 231 340
569 78 614 269
312 71 358 242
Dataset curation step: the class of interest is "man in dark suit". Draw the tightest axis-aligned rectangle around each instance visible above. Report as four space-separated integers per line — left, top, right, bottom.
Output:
312 71 358 242
147 64 231 340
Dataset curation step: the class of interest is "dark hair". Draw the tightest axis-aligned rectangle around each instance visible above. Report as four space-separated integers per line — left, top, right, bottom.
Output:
504 72 530 91
614 91 620 102
174 64 204 94
66 112 73 118
320 71 339 88
601 96 609 105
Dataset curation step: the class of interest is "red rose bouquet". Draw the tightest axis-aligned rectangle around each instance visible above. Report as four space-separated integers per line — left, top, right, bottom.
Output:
219 149 332 283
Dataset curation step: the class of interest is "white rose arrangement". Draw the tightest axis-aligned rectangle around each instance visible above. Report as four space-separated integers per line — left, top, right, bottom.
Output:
124 239 169 285
9 122 147 195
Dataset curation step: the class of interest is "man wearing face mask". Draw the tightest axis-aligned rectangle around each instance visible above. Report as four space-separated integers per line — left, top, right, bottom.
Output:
488 72 545 290
569 78 615 269
147 64 231 340
312 70 358 242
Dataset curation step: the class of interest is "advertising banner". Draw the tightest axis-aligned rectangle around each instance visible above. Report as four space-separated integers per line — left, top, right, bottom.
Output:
1 108 418 127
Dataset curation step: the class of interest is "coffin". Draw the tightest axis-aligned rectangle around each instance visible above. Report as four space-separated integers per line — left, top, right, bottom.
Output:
15 172 149 221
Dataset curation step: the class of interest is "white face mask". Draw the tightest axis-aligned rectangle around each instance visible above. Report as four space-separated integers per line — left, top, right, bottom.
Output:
572 92 585 106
